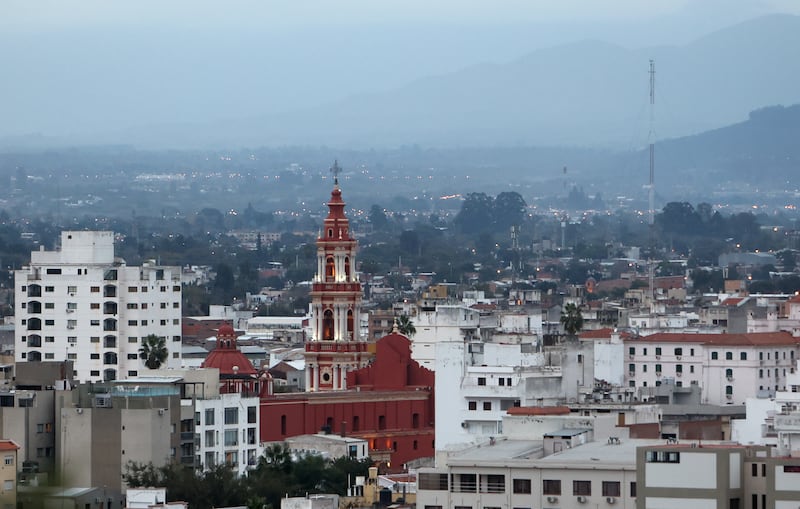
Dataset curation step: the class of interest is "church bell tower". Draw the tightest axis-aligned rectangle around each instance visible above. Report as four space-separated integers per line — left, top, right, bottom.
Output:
304 161 372 391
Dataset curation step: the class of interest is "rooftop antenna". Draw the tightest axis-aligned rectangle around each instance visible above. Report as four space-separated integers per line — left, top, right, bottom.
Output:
648 59 656 312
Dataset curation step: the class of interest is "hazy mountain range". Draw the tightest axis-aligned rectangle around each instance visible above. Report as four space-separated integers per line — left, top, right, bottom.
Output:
3 14 800 150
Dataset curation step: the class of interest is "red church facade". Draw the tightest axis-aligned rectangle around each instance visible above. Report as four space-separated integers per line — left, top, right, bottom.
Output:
260 332 435 471
259 166 436 471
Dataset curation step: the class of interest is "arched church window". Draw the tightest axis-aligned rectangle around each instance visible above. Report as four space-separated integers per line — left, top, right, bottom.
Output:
323 309 334 340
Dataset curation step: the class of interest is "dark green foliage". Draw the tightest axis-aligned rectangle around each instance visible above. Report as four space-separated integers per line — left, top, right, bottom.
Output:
139 334 168 369
123 446 372 509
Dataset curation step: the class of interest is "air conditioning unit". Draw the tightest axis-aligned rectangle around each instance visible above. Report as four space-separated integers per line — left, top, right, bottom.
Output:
461 421 469 429
655 355 661 360
676 371 682 377
158 408 165 416
676 355 682 360
76 408 83 414
546 496 558 503
656 371 662 377
727 376 734 381
606 497 617 504
577 495 587 503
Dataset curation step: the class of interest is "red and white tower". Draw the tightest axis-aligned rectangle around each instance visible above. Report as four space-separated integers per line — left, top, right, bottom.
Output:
304 161 372 391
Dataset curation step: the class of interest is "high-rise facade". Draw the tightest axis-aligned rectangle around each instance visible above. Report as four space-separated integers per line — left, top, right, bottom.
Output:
15 231 182 382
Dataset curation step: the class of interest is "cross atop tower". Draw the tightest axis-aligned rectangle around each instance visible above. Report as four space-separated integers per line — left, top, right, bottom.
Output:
330 160 342 185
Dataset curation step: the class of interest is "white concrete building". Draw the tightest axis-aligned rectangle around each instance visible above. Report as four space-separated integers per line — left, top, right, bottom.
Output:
624 332 800 406
412 304 482 369
434 339 594 452
193 392 262 476
15 231 182 382
418 436 662 509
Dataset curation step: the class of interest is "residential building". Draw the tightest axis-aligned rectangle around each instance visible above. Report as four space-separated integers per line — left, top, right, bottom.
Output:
636 442 800 509
0 439 19 509
15 231 182 382
197 323 263 475
624 332 800 405
417 435 661 509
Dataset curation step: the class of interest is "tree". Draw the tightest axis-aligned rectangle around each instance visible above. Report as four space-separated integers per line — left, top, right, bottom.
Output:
396 314 416 337
369 205 388 230
560 303 584 338
139 334 168 369
493 191 527 229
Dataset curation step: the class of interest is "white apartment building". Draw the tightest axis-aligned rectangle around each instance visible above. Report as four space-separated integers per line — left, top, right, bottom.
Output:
412 304 482 369
435 340 594 452
624 332 800 406
418 436 661 509
193 392 262 476
15 231 182 382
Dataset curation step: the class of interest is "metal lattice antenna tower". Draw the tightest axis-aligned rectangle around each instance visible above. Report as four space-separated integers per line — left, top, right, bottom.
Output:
648 60 656 227
330 160 342 185
648 59 656 312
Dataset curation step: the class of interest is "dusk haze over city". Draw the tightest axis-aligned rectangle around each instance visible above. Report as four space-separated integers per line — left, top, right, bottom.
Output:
2 1 800 509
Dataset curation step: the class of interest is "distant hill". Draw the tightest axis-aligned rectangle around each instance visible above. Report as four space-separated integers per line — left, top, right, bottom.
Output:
112 14 800 149
632 104 800 192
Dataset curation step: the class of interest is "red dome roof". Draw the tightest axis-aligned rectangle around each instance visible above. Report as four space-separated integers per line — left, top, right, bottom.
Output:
201 322 257 376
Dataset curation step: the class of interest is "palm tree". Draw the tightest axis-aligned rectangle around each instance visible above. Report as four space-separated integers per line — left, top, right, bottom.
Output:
396 314 416 337
139 334 168 369
560 303 584 339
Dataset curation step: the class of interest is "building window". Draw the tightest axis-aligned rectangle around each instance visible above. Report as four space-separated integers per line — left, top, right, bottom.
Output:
674 347 682 356
752 463 758 476
726 352 733 360
418 474 448 491
205 409 215 425
690 365 695 373
602 481 621 497
512 479 531 494
4 456 12 466
480 474 505 494
224 430 238 446
643 364 647 372
223 408 238 425
630 482 636 497
499 378 505 386
483 402 491 411
726 385 733 395
629 347 635 356
645 451 680 463
477 377 486 386
655 347 662 356
741 352 747 360
468 401 477 411
205 430 215 447
247 406 257 424
91 286 100 292
573 480 591 496
676 364 683 373
67 286 76 293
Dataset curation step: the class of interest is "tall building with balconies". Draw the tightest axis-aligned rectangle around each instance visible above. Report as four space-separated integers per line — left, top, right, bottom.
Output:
15 231 182 382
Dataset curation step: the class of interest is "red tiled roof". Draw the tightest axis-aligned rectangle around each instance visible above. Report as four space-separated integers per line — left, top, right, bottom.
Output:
654 276 686 290
506 406 571 416
0 440 19 451
579 328 615 339
627 331 799 346
788 294 800 304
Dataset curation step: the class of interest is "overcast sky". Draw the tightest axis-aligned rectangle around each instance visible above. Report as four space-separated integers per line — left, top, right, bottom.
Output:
1 0 799 141
3 0 798 35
